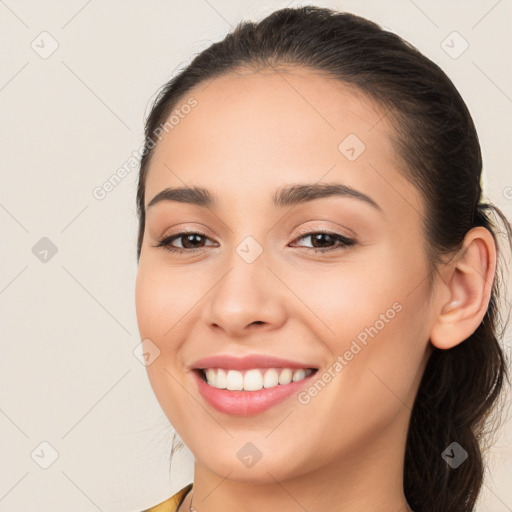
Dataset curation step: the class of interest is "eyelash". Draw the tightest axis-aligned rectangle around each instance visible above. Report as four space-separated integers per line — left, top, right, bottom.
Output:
152 229 356 254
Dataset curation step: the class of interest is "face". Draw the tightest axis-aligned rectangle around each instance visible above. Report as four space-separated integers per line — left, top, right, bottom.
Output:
135 66 435 483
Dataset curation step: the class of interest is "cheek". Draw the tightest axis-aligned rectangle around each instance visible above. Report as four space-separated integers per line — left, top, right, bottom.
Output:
135 264 193 423
135 261 202 349
285 240 430 396
322 244 431 413
280 245 415 342
135 266 167 341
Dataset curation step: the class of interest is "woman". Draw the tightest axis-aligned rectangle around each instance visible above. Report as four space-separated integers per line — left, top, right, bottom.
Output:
134 6 511 512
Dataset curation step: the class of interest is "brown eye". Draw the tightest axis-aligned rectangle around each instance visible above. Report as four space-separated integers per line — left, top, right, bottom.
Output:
174 233 207 249
290 231 356 253
153 232 217 253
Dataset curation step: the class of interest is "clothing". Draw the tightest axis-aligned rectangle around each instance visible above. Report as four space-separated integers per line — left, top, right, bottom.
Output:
141 483 193 512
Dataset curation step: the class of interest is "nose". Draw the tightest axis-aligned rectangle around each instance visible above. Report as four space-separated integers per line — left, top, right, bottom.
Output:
201 251 287 339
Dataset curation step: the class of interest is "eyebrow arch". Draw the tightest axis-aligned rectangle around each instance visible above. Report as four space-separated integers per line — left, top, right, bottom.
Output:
146 182 382 212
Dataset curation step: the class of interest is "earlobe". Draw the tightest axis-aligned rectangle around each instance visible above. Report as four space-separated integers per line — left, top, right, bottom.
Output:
429 227 496 350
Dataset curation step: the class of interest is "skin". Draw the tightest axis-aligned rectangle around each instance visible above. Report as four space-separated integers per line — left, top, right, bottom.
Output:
135 66 496 512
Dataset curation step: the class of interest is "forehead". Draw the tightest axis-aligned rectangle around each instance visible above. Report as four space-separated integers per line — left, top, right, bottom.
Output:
144 66 422 221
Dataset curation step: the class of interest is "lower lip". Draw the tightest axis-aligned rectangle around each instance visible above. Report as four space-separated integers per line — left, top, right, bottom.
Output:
191 370 316 416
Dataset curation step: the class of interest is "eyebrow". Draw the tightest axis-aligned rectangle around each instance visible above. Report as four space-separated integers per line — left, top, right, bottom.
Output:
146 182 382 212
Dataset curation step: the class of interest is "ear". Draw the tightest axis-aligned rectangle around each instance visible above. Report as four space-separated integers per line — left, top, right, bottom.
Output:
430 226 497 350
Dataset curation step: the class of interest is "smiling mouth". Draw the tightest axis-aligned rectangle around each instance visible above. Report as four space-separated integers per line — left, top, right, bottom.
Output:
194 367 318 392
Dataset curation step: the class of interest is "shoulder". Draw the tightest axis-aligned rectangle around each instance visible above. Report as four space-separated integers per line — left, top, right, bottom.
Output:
141 483 193 512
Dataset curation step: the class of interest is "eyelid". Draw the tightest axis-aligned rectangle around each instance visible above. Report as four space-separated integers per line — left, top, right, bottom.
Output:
154 224 217 243
153 228 216 250
152 222 357 254
292 223 355 241
156 225 354 244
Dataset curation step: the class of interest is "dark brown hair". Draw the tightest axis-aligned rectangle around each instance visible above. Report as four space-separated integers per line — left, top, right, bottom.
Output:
136 6 512 511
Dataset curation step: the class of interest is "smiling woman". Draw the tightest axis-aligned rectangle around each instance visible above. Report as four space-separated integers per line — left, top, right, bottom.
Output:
134 5 511 512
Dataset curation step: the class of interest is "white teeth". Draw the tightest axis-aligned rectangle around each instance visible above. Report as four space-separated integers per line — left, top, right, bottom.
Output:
205 368 216 386
226 369 244 390
278 368 292 385
216 368 227 389
263 368 279 388
292 369 306 382
243 369 263 391
202 367 313 391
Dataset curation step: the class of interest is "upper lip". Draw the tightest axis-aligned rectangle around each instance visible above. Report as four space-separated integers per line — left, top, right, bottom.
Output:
191 354 318 371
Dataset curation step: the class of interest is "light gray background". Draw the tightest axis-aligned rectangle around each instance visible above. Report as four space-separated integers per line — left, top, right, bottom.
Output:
1 1 511 511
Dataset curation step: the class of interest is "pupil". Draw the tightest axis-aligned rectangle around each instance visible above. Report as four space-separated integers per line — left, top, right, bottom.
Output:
183 234 203 248
313 234 332 247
